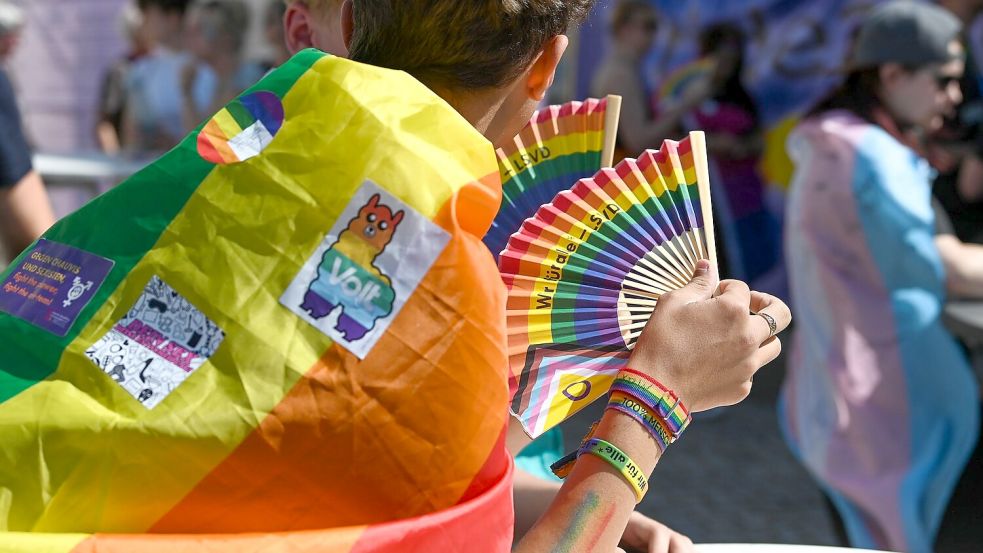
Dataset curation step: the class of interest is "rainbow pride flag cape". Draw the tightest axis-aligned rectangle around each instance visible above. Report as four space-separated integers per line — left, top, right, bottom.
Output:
0 50 513 552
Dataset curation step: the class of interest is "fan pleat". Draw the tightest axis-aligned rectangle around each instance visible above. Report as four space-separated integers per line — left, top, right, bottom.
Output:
485 96 619 259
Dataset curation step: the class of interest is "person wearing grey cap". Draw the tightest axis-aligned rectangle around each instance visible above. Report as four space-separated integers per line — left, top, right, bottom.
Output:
0 2 54 261
780 2 980 552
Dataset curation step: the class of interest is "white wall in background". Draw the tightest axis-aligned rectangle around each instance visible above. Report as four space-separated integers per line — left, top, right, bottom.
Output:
10 0 129 153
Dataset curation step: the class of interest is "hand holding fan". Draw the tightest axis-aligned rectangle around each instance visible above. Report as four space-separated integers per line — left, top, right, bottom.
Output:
499 131 716 438
484 95 622 259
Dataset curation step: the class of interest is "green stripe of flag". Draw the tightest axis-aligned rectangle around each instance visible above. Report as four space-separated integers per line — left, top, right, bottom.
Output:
226 100 256 132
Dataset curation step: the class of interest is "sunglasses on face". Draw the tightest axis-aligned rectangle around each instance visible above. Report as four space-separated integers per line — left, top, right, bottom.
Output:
935 74 961 89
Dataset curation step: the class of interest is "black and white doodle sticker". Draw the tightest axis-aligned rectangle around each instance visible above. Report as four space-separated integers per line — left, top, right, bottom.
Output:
85 276 225 409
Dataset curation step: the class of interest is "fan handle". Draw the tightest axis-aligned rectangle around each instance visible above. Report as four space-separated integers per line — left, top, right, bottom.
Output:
600 95 622 168
689 130 718 269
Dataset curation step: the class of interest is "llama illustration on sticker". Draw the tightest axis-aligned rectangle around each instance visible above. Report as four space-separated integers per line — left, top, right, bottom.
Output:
301 194 403 340
281 180 450 359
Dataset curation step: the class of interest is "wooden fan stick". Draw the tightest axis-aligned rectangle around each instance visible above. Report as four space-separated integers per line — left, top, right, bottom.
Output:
637 242 689 282
682 230 704 269
636 253 688 288
689 131 718 268
622 289 662 301
621 276 666 296
631 251 681 284
650 238 696 284
627 262 680 292
601 95 623 167
623 298 659 307
620 319 652 331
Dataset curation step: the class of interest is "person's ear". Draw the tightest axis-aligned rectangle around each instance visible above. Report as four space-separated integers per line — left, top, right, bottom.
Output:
284 1 315 54
524 34 569 102
341 0 353 50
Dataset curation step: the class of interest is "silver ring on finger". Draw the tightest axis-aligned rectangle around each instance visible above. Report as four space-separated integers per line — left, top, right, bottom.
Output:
756 312 778 338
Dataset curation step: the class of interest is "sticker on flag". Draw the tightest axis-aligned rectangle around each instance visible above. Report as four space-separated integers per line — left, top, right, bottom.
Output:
85 275 225 408
280 180 450 359
197 91 284 165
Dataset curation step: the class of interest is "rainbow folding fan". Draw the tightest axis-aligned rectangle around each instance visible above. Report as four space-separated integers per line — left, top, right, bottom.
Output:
483 95 622 258
499 131 716 438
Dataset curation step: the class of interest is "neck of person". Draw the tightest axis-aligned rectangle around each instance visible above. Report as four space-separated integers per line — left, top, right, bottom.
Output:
158 31 184 54
430 80 525 149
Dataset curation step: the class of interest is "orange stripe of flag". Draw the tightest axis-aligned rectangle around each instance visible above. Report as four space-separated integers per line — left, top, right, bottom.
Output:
202 120 240 164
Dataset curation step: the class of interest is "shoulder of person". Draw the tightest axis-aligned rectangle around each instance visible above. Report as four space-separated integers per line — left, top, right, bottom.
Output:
789 111 866 158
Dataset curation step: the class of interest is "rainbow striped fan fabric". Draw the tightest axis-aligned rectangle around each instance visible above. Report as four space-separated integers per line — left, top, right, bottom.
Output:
500 132 716 438
0 50 513 552
483 95 621 259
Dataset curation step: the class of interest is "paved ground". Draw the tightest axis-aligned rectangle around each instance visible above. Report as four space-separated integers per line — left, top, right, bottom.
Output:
559 329 983 551
560 331 846 546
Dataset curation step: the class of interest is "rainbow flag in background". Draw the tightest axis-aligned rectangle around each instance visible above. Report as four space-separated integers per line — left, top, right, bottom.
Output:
0 50 513 552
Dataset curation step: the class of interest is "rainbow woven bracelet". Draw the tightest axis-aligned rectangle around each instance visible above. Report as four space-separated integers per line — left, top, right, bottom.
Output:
609 380 689 437
606 391 672 452
613 370 692 435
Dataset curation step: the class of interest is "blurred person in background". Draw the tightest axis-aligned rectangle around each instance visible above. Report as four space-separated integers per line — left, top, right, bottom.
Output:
96 2 152 154
684 24 781 291
261 0 290 72
0 2 55 259
925 4 983 551
180 0 264 132
121 0 197 153
780 2 983 551
931 0 983 244
590 0 710 157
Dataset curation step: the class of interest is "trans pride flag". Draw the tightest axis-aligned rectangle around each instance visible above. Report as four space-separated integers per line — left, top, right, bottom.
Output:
0 50 513 552
781 111 979 553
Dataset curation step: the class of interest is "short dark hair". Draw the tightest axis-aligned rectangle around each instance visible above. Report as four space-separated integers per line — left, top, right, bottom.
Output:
809 69 884 122
349 0 596 90
137 0 192 15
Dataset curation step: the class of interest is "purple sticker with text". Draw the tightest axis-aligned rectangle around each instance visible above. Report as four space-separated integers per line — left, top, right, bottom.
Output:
0 239 114 336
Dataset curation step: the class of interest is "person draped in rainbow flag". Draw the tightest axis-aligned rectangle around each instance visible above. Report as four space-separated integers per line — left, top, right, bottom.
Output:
0 1 790 551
